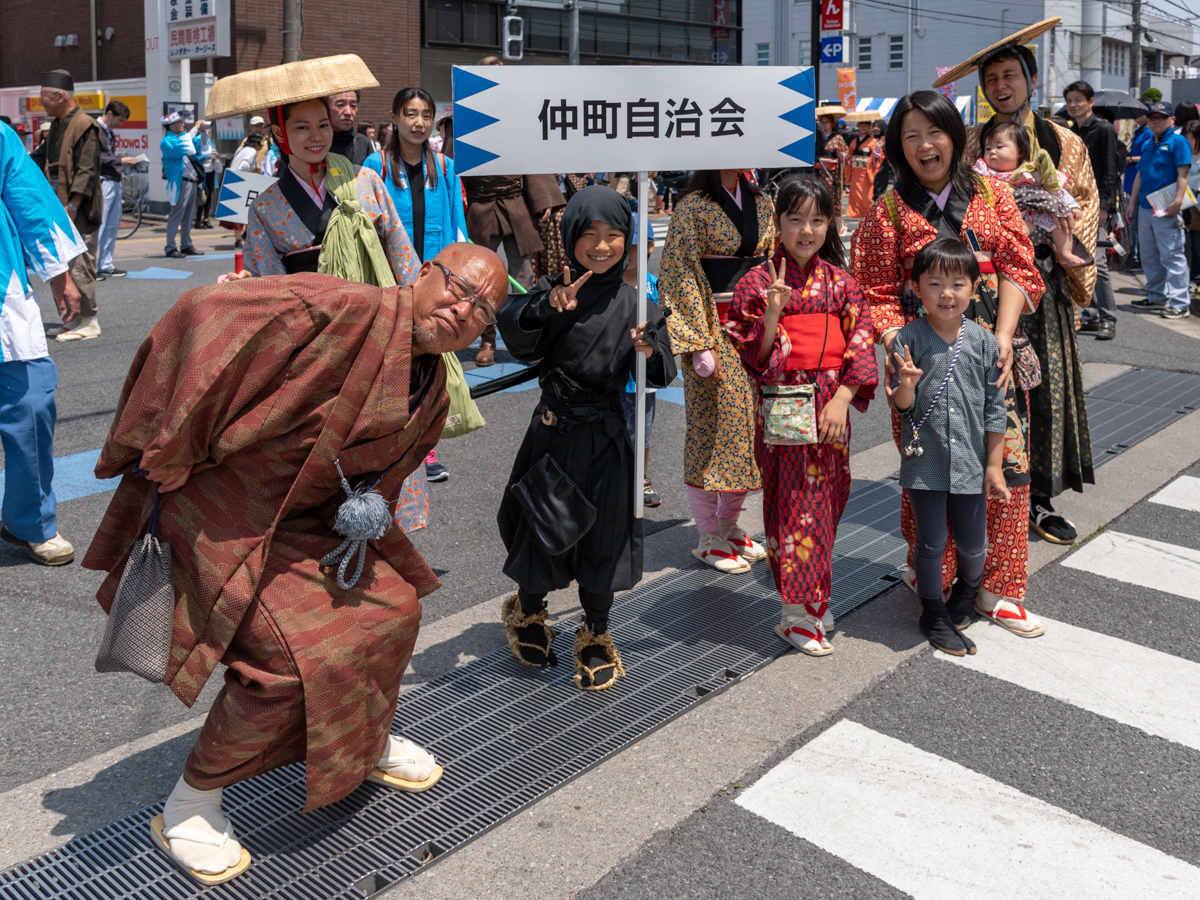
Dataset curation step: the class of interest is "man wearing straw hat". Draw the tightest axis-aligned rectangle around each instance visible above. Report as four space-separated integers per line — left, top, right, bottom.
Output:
84 56 508 886
935 18 1096 549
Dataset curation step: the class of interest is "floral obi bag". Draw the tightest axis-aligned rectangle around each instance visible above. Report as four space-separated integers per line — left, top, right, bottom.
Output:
761 311 845 446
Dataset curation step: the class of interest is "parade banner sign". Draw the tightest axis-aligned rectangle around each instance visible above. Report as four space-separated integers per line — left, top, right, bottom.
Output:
837 68 856 110
935 68 956 100
451 65 814 176
215 169 277 225
976 86 996 122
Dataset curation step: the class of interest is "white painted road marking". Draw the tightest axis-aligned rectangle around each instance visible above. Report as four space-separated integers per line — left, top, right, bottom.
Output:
737 720 1200 900
1149 475 1200 514
937 616 1200 752
1062 531 1200 602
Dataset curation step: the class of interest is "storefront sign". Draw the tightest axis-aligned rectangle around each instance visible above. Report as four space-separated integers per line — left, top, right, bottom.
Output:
452 65 814 175
936 68 956 100
26 92 105 113
976 86 995 122
163 0 230 59
821 0 846 32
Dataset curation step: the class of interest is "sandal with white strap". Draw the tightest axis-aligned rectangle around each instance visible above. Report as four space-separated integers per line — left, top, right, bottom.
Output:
719 519 767 562
692 532 750 573
150 815 251 886
975 587 1046 637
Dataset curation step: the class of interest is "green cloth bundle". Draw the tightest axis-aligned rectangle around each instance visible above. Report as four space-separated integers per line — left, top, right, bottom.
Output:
317 153 396 287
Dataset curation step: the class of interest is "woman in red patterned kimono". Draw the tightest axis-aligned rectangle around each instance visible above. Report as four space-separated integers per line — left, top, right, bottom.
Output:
851 91 1047 638
728 176 877 656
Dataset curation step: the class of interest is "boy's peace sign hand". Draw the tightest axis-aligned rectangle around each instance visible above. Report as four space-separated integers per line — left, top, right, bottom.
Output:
892 345 923 389
765 257 791 315
548 266 593 312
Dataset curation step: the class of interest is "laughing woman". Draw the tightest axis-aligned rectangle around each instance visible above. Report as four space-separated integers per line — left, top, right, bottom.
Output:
851 90 1048 638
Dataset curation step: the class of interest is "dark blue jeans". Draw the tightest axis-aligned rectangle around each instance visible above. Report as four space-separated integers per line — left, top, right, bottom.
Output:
909 489 988 601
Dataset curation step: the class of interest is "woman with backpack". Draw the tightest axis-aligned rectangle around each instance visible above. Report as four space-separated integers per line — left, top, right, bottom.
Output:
363 87 467 265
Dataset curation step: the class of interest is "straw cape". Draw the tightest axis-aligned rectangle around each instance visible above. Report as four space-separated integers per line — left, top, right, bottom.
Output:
933 17 1060 89
844 110 882 123
204 54 379 120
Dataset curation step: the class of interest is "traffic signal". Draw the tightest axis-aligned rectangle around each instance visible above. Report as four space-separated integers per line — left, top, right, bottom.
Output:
502 15 524 61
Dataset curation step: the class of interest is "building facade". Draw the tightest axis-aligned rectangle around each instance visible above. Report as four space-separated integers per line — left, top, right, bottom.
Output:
741 0 1194 114
421 0 744 105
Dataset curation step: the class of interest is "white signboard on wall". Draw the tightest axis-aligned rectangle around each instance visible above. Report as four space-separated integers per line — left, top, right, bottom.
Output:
163 0 230 60
452 65 814 176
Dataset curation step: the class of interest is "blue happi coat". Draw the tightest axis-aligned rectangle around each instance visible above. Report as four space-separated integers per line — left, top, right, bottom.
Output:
0 122 87 362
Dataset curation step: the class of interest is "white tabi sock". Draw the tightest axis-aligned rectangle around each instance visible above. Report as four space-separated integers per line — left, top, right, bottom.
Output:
161 776 243 874
378 735 438 783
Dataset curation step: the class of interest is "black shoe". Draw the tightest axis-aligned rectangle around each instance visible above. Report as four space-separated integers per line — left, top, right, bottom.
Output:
102 268 127 277
165 248 186 259
919 601 977 656
1161 306 1189 319
1078 319 1100 333
1131 297 1168 310
945 580 979 631
1030 496 1077 544
1096 320 1116 340
180 246 205 256
95 274 106 282
425 461 449 482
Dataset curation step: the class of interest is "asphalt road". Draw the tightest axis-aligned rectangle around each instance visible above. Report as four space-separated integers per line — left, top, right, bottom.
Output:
3 217 1200 899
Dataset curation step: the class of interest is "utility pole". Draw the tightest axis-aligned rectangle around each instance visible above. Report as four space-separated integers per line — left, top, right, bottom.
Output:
569 0 579 65
1131 0 1142 96
283 0 303 64
811 0 821 99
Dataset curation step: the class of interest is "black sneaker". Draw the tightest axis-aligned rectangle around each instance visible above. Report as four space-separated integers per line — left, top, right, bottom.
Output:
1131 297 1168 310
180 246 205 256
102 268 127 277
165 248 185 259
1077 319 1100 332
426 461 449 482
1161 307 1189 319
1030 497 1077 544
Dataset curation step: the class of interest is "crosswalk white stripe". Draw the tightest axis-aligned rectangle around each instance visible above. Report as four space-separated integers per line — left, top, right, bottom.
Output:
1149 475 1200 513
1061 530 1200 602
736 720 1200 900
937 616 1200 752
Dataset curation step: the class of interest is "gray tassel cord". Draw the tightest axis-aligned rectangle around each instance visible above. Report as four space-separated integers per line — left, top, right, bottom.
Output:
320 460 394 589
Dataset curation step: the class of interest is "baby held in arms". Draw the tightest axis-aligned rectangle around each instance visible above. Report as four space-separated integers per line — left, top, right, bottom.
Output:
973 120 1089 267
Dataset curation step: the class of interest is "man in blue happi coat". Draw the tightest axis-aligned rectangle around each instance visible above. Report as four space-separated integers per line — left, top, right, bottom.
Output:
0 120 85 564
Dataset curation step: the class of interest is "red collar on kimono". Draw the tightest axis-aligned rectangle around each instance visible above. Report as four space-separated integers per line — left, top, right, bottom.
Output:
771 246 822 288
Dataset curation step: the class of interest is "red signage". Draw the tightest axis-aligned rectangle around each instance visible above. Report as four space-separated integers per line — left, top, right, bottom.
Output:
821 0 844 32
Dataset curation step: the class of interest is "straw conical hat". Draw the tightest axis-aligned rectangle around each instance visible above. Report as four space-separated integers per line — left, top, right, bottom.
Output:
204 54 379 120
815 104 847 118
844 110 882 123
933 18 1059 89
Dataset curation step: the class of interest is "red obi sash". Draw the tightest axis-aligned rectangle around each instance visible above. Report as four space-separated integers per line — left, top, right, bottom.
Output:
782 313 847 370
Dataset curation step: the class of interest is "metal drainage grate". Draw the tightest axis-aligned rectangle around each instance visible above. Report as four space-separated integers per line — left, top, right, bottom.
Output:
0 486 909 900
1085 367 1200 465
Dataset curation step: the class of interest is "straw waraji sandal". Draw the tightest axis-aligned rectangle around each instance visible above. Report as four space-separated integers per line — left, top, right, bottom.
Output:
149 814 252 886
573 625 626 690
502 593 558 667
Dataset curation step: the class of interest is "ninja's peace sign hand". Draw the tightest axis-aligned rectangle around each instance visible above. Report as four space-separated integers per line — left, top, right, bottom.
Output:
765 257 791 315
548 266 594 312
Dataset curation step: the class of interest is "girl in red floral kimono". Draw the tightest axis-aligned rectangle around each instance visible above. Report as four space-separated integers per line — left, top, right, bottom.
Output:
727 176 878 656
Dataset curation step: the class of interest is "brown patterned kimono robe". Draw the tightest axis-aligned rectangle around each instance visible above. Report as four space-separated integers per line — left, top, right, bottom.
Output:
967 116 1096 497
659 187 776 491
84 276 448 811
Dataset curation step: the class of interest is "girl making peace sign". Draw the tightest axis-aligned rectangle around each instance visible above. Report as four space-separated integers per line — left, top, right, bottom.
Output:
726 176 878 657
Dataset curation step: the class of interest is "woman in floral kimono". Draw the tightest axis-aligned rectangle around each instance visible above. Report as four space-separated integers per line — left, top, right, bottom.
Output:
852 90 1047 638
660 169 776 572
728 176 877 656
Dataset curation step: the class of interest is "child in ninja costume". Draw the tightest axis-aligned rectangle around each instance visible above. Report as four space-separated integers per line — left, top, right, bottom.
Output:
497 186 676 690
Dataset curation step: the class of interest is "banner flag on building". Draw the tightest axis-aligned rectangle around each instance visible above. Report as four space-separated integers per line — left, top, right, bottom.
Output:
215 169 277 225
936 68 957 100
837 68 856 110
451 65 815 176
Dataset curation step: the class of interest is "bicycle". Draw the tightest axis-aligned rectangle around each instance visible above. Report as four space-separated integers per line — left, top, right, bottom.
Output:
117 165 149 240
